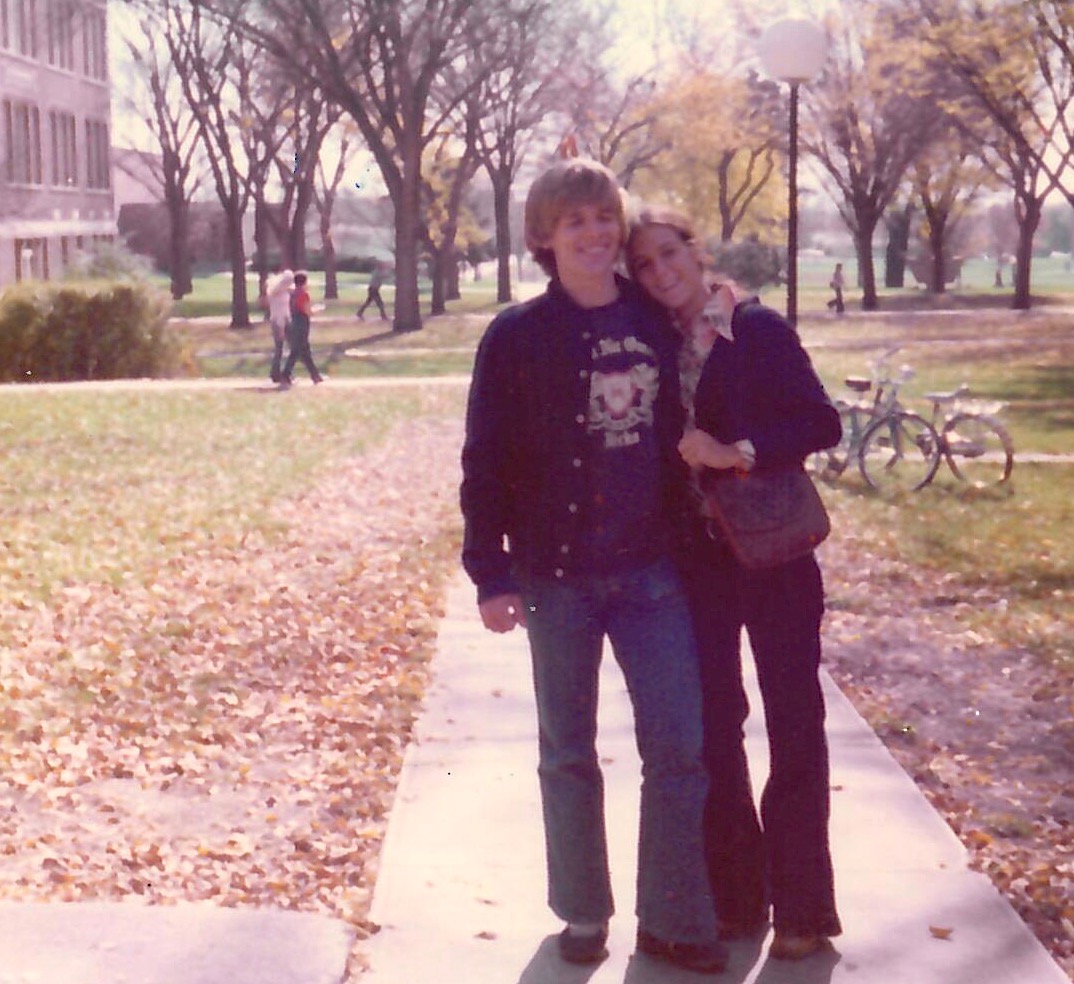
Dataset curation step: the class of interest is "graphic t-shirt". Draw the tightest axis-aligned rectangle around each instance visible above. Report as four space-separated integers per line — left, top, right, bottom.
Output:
581 298 664 572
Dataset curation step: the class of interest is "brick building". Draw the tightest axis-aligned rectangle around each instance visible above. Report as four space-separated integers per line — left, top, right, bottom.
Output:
0 0 115 288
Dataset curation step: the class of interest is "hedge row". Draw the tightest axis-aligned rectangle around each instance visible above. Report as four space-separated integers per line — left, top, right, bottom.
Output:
0 282 187 383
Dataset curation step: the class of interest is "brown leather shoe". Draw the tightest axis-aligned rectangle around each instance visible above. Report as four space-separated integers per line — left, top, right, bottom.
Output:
636 929 728 974
770 933 832 960
558 924 609 964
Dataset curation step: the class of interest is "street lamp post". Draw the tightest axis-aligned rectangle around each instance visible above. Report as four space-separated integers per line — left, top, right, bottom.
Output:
759 18 827 327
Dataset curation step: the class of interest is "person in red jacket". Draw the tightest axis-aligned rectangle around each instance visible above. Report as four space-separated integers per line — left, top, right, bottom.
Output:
279 271 323 387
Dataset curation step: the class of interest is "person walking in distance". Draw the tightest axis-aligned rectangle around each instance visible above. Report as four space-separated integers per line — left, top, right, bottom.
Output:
264 268 294 384
357 261 389 320
460 158 725 973
827 262 845 314
279 271 324 387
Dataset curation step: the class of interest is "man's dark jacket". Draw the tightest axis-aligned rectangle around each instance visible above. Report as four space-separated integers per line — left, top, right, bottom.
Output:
460 277 686 603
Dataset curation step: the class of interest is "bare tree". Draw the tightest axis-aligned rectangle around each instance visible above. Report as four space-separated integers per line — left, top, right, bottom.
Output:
803 4 941 309
911 130 995 293
261 84 340 277
912 0 1073 308
121 14 206 299
422 107 482 315
471 0 589 302
188 0 515 332
157 1 263 327
563 70 669 190
312 124 360 301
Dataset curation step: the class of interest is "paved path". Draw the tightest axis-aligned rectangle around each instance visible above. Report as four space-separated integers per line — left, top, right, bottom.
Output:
361 573 1071 984
0 570 1069 983
0 901 351 984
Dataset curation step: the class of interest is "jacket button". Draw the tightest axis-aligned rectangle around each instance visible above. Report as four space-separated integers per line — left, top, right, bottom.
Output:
560 544 570 554
568 503 579 513
554 568 565 578
579 369 589 379
575 414 585 424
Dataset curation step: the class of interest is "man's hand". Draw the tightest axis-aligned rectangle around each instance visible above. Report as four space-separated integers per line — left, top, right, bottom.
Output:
479 593 527 633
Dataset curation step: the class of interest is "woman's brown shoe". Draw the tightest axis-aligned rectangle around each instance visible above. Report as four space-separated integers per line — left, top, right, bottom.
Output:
770 933 832 961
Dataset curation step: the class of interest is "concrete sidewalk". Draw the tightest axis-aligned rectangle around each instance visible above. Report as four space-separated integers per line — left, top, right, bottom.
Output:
362 572 1070 984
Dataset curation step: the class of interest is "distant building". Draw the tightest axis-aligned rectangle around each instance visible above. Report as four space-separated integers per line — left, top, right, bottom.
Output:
111 146 163 209
0 0 115 288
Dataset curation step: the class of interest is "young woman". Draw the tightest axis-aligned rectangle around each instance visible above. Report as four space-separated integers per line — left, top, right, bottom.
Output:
626 206 843 961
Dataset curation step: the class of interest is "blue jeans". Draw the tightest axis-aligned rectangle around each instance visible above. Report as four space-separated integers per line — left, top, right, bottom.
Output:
519 558 717 944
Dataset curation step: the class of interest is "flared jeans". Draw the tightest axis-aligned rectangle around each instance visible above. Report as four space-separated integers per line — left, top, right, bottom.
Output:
679 533 842 938
519 557 718 945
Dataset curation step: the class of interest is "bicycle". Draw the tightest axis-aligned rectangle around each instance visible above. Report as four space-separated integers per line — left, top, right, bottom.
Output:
918 384 1015 489
812 349 940 494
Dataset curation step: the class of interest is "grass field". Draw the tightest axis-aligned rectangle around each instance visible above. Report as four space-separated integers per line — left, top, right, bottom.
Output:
4 267 1073 668
162 253 1074 320
0 385 466 607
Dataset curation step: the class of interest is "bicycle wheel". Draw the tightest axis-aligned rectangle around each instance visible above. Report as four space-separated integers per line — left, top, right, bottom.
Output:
858 411 941 493
809 406 856 478
942 413 1014 487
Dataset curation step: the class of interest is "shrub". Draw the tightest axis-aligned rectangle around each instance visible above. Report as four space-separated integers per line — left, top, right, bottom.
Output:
64 241 156 282
706 236 784 292
0 281 188 383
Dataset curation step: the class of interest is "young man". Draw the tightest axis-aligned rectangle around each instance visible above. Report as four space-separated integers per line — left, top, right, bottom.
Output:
280 271 323 387
459 158 724 973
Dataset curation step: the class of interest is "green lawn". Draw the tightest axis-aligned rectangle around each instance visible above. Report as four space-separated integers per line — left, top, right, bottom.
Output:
0 385 466 606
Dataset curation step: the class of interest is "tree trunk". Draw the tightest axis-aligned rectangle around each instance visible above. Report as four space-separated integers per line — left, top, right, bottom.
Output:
855 225 880 311
226 209 251 328
321 208 338 300
447 252 461 301
884 204 912 288
167 197 193 299
429 246 447 315
253 198 270 298
391 149 423 332
1012 196 1041 311
492 173 513 304
287 193 311 271
925 209 948 294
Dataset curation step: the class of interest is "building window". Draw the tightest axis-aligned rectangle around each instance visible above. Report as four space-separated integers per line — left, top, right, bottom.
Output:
6 0 38 58
49 109 77 186
47 0 75 69
82 4 105 80
84 117 108 189
15 237 48 281
3 98 43 184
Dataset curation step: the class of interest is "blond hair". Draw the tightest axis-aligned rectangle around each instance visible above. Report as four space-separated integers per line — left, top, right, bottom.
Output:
524 158 627 276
